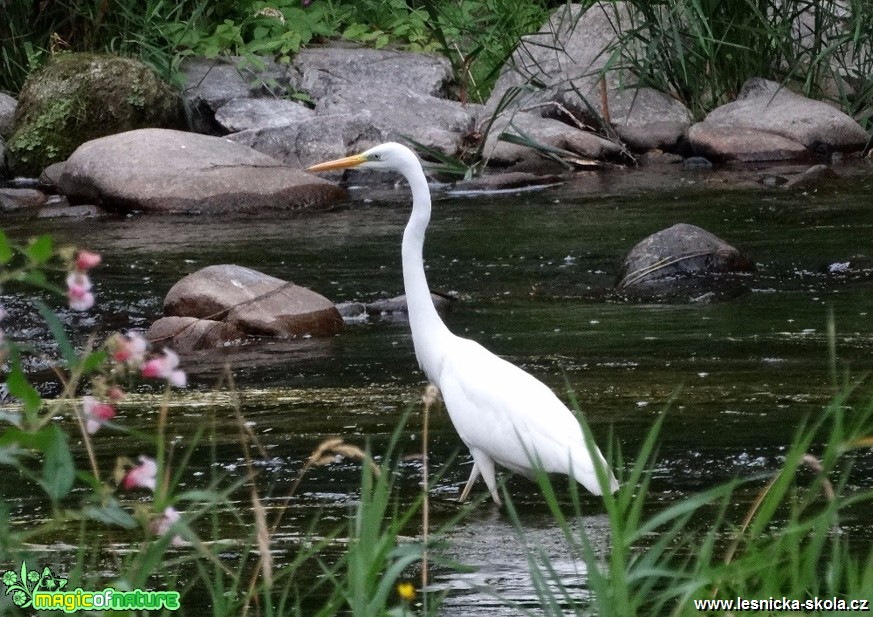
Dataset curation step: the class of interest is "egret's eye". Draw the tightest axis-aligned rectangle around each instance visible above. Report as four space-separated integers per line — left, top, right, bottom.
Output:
372 153 381 160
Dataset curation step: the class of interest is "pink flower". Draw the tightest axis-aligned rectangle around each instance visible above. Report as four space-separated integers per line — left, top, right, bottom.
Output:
110 332 148 365
83 396 116 434
66 271 94 311
108 386 125 402
141 349 186 388
149 506 183 546
75 250 102 271
123 456 157 491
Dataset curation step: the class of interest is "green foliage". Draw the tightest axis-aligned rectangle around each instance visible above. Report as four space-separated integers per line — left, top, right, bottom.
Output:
0 0 550 104
617 0 873 124
5 98 73 174
505 386 873 615
421 0 552 102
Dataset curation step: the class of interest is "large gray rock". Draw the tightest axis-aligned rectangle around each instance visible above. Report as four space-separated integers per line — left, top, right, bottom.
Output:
6 53 184 177
0 188 46 210
486 2 691 154
225 47 476 162
180 56 300 133
164 264 343 338
483 111 622 164
145 316 246 352
293 46 453 101
229 114 379 168
688 78 869 161
686 125 810 163
617 223 755 301
56 128 345 213
317 86 477 155
214 97 315 133
0 92 16 134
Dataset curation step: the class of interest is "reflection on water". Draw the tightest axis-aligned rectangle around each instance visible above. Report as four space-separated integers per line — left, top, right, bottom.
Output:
3 169 873 612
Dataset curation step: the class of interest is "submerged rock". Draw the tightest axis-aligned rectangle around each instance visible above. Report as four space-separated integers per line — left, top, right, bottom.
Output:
56 128 345 213
617 223 755 301
0 188 46 210
785 163 840 189
5 53 184 177
365 293 453 316
145 316 246 352
164 264 343 338
335 293 454 323
37 203 103 219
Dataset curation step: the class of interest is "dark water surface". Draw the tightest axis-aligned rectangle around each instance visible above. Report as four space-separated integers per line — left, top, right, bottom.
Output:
3 166 873 613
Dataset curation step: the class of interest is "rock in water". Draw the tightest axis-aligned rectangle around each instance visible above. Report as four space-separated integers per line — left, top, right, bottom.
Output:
617 224 755 301
56 128 345 213
145 316 246 352
163 264 343 338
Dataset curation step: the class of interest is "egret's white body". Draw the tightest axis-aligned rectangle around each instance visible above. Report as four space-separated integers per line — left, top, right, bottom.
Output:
309 143 618 504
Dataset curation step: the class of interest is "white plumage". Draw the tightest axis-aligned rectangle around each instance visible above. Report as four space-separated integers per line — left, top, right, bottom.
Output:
308 143 618 504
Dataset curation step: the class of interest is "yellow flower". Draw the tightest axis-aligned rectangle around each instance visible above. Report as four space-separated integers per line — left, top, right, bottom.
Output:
396 582 415 602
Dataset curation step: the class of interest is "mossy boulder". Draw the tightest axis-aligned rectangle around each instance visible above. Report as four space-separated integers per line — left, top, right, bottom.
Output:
6 53 184 177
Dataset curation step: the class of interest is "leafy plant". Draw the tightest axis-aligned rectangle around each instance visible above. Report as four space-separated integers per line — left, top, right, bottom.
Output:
504 381 873 615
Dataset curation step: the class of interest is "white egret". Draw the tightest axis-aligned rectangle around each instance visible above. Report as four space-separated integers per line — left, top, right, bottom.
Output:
308 143 618 505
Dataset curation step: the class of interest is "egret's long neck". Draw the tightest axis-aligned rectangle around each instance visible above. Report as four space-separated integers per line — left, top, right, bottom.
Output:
401 162 451 383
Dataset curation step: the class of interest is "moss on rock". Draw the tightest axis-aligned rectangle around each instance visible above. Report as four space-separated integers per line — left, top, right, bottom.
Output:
6 53 185 177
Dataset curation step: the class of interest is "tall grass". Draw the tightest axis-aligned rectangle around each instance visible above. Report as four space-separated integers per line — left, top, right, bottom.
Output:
0 0 212 93
617 0 873 124
505 382 873 615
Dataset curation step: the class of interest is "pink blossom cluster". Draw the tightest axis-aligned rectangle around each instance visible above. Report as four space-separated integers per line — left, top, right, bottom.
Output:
83 333 187 436
83 395 117 434
141 349 187 388
123 455 157 490
122 456 183 545
107 332 187 388
66 250 101 311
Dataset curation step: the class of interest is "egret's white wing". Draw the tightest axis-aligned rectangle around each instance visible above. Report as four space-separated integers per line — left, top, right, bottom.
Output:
438 336 612 494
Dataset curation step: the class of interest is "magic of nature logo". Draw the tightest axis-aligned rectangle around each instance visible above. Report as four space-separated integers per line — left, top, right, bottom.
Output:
2 562 180 613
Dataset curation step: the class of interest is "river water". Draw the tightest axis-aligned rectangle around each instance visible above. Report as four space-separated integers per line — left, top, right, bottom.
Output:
2 164 873 613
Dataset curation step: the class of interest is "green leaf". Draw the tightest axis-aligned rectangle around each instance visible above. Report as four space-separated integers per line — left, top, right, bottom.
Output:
79 350 108 375
40 425 75 501
0 231 13 264
24 235 53 265
342 23 369 39
5 360 42 416
83 501 137 529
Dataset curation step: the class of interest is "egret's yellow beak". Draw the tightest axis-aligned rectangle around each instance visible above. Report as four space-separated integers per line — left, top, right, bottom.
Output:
306 153 367 173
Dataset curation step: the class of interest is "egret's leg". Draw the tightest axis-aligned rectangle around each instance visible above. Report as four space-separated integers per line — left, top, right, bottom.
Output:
470 448 501 506
458 463 479 503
